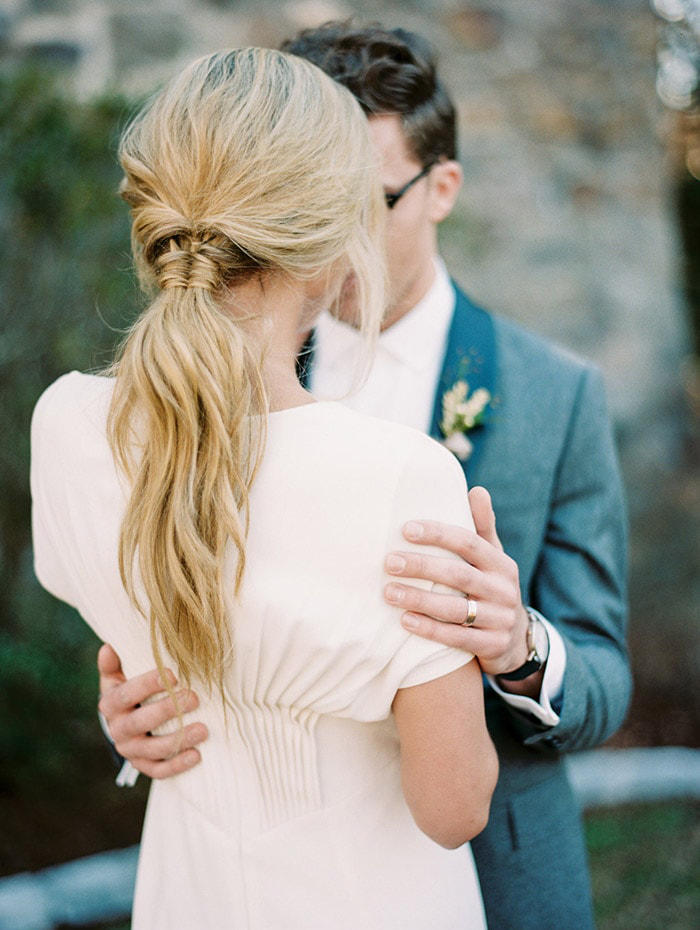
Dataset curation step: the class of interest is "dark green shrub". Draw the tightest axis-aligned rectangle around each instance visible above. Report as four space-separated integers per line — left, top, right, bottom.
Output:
0 68 149 873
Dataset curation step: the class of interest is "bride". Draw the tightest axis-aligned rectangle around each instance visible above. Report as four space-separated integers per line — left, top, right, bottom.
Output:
31 47 497 929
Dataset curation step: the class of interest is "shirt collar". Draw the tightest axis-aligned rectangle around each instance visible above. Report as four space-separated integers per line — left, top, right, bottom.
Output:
314 259 456 372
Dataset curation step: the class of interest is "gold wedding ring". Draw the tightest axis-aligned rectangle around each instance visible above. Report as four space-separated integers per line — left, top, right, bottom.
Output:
462 598 478 627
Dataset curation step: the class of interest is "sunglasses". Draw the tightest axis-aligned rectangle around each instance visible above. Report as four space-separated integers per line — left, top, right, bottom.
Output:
384 162 436 209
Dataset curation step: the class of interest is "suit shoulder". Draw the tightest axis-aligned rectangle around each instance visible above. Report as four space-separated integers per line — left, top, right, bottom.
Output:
451 282 597 389
481 314 613 472
493 314 597 383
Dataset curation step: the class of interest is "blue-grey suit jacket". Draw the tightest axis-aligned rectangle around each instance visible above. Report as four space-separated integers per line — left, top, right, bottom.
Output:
428 284 631 929
297 283 631 928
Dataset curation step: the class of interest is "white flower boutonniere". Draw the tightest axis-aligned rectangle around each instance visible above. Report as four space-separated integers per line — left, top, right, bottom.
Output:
440 380 491 461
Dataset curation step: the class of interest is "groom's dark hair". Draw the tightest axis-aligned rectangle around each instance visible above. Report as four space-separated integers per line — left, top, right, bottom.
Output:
281 21 457 166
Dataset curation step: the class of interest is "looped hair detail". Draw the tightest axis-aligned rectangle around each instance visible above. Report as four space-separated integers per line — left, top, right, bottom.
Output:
155 236 227 292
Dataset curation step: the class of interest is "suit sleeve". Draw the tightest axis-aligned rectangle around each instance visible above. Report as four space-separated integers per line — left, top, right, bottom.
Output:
506 366 632 753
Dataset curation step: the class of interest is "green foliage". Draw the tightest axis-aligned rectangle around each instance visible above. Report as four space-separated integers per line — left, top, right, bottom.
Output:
0 68 142 821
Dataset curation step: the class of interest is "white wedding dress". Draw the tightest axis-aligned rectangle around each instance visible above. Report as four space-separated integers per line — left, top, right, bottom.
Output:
31 371 487 930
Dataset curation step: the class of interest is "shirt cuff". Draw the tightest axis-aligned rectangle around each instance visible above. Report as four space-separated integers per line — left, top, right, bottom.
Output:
486 611 566 727
99 709 140 787
116 760 140 788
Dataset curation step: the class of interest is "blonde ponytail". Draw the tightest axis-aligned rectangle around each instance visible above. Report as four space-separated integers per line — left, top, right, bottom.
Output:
107 48 384 699
108 283 266 700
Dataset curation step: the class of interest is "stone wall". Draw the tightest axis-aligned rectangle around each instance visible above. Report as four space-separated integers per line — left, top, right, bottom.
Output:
1 0 689 438
2 0 697 742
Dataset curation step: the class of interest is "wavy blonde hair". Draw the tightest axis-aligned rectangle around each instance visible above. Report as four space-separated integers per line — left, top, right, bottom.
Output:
108 48 385 702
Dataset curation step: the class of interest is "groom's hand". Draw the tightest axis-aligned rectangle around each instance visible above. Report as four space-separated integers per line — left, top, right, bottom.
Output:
384 487 542 695
97 644 208 779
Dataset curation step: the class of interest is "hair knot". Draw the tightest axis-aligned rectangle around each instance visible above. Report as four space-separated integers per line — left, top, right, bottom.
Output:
155 237 226 292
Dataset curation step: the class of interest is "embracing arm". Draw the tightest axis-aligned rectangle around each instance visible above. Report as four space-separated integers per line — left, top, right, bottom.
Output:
518 366 631 752
393 658 498 848
97 644 208 779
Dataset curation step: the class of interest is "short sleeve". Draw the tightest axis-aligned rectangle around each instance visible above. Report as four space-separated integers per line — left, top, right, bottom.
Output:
343 433 476 720
386 436 476 689
30 374 81 608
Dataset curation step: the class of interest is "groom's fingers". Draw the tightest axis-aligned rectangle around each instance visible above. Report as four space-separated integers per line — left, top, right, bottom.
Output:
385 554 508 604
128 747 204 780
385 583 511 639
97 643 124 680
97 661 210 778
402 520 512 573
399 611 491 653
386 583 474 625
468 486 503 551
119 721 208 766
98 666 178 724
399 611 518 666
400 606 531 672
97 643 128 700
112 689 201 742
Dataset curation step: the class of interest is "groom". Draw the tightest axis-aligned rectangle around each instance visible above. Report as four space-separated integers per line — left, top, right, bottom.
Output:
98 23 630 930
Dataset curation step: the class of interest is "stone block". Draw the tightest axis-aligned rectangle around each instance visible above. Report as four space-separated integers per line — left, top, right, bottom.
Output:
285 0 352 30
443 7 506 51
110 11 186 72
25 40 81 67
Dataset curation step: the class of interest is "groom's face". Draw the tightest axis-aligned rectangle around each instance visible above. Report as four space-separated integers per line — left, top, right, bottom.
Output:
329 113 461 330
367 114 437 326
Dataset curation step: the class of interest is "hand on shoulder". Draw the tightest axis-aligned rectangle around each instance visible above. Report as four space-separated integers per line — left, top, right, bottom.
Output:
384 486 538 685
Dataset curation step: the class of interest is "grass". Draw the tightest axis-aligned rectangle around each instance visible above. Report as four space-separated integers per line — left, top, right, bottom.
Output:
586 801 700 929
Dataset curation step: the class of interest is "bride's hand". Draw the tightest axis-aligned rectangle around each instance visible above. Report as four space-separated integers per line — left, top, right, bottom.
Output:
97 644 208 779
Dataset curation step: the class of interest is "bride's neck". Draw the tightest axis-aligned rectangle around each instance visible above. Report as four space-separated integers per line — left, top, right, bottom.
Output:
221 273 317 411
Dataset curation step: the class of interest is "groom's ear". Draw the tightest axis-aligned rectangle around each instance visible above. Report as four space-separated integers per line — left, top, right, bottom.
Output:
428 160 463 224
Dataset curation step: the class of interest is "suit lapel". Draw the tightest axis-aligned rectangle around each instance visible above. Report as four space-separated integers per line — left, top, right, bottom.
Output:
428 283 498 475
296 330 316 389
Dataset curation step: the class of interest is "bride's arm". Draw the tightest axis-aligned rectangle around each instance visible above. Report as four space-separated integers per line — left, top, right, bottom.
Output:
392 659 498 849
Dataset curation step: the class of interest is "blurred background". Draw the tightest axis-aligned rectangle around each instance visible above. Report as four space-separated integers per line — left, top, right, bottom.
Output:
0 0 698 927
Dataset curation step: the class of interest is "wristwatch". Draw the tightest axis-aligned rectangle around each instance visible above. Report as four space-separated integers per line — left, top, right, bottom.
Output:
497 608 550 682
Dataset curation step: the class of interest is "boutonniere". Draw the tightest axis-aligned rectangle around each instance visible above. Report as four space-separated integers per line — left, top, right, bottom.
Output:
440 380 491 461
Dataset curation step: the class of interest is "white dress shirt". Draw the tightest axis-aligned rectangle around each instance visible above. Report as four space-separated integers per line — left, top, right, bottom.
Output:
311 258 565 726
312 259 455 432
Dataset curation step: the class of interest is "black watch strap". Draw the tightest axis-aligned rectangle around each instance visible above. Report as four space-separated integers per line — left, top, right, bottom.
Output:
497 655 543 682
497 609 548 682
